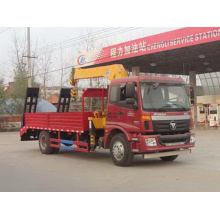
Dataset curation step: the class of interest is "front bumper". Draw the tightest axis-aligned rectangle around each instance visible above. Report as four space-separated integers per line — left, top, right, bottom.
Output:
143 148 192 159
131 132 195 153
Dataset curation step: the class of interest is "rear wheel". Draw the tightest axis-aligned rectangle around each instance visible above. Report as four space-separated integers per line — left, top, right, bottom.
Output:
160 155 178 162
110 133 133 166
39 131 58 154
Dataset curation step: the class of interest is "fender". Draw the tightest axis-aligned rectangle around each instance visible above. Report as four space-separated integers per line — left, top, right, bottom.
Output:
104 124 133 148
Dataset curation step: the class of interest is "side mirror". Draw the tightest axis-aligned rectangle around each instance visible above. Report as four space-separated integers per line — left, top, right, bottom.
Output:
126 83 135 98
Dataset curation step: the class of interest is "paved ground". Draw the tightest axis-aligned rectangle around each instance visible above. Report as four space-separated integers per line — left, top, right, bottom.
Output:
0 129 220 191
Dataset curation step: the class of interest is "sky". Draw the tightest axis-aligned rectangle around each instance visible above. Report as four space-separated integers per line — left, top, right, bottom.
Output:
0 27 177 86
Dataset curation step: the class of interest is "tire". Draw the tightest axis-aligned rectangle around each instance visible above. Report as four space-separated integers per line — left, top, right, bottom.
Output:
110 133 133 166
39 131 58 154
160 155 178 162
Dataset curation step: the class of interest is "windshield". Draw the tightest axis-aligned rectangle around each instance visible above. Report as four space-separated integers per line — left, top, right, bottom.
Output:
141 82 190 112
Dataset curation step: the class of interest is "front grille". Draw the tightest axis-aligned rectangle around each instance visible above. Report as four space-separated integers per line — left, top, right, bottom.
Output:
152 119 190 134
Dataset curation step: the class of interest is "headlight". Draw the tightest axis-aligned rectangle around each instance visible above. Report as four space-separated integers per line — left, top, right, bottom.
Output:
145 137 157 147
190 135 195 144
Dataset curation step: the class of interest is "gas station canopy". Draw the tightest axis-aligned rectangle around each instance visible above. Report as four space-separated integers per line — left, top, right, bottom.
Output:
76 27 220 75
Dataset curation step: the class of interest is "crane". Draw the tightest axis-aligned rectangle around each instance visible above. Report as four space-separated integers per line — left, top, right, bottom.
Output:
69 64 129 97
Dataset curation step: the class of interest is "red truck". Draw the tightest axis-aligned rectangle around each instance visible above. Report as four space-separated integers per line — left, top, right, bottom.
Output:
20 65 195 166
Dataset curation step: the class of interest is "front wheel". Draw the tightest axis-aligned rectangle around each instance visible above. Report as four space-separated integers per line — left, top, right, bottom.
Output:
110 133 133 166
160 155 178 162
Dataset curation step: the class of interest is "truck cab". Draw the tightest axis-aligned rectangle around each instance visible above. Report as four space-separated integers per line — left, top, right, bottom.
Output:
104 75 195 166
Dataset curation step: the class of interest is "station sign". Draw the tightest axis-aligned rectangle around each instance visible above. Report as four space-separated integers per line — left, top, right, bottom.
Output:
76 27 220 67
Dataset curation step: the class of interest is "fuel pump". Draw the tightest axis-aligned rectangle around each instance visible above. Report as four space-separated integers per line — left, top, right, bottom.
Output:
209 104 219 127
197 104 206 124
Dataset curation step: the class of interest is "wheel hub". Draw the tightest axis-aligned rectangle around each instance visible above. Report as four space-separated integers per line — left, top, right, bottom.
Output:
112 141 125 161
40 135 47 150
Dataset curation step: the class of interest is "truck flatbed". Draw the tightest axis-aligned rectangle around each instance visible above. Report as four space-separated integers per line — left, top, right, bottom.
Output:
20 111 93 135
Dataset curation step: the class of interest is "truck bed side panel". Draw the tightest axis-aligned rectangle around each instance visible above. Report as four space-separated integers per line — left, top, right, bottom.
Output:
24 112 93 132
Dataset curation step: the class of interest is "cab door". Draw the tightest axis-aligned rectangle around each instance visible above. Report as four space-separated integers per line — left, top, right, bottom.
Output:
107 83 140 132
107 84 124 123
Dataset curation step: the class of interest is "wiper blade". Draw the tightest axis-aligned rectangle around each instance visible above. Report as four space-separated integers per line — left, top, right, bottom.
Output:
156 103 189 112
156 104 172 112
171 103 189 110
156 108 169 112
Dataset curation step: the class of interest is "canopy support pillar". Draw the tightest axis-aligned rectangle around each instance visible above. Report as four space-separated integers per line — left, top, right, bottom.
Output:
189 70 197 127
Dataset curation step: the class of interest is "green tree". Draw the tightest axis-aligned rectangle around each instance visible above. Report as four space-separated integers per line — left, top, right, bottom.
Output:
9 65 41 114
8 33 40 114
0 78 5 99
7 64 28 114
11 64 28 100
0 78 6 114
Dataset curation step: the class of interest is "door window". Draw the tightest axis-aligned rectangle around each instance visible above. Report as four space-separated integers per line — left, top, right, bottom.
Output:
109 83 137 108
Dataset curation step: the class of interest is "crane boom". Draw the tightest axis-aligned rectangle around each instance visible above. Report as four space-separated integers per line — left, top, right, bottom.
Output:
70 64 128 85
